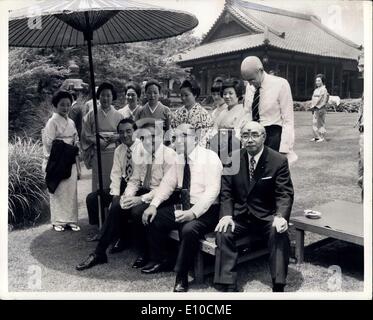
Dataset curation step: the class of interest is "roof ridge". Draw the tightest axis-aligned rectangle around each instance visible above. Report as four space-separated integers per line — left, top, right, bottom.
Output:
200 3 228 43
227 0 319 21
310 16 362 49
227 2 285 38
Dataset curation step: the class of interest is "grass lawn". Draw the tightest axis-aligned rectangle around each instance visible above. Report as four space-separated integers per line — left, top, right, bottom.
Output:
8 112 364 293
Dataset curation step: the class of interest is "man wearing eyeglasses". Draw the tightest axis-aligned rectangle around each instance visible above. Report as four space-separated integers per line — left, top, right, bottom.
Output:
213 121 294 292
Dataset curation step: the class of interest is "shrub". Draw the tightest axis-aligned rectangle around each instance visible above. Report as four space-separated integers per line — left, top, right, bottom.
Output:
8 137 49 228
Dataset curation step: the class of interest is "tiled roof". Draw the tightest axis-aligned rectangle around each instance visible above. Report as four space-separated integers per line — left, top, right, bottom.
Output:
177 0 362 63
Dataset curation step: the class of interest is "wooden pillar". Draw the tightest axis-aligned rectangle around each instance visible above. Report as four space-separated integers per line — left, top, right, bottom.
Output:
286 63 289 80
339 66 343 97
331 66 335 95
304 66 308 97
295 65 298 99
207 68 212 96
346 72 350 98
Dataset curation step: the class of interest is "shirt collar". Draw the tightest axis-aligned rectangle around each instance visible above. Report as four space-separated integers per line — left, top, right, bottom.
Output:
248 146 264 164
99 105 114 116
52 112 68 122
186 145 200 163
128 138 141 151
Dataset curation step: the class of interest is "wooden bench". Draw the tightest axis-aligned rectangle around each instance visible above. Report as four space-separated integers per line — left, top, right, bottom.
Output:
169 230 269 284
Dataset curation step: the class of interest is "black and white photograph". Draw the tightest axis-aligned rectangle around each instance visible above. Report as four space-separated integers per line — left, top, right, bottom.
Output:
1 0 371 299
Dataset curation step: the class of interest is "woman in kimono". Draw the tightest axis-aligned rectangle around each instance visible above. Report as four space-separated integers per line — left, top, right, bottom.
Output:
42 90 80 232
171 79 213 147
210 79 246 165
81 82 124 192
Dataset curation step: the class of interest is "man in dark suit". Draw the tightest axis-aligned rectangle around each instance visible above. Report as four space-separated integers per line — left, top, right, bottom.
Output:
213 121 294 292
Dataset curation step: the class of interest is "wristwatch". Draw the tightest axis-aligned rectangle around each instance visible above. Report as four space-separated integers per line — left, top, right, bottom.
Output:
141 195 149 203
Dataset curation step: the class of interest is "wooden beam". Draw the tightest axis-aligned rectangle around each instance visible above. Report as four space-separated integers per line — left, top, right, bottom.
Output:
286 63 289 80
339 66 343 97
331 66 335 95
305 67 308 97
295 65 298 98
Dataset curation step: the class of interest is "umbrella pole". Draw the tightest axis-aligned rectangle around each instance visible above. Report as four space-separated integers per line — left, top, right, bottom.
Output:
85 27 105 230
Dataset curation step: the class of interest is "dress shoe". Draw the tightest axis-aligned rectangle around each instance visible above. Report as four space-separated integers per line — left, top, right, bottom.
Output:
272 284 285 292
214 283 238 292
76 253 107 271
226 284 238 292
141 261 172 274
173 274 188 292
109 239 129 254
132 256 148 269
86 233 101 242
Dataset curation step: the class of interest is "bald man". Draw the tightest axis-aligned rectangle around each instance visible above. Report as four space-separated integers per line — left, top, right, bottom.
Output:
213 121 294 292
241 56 296 161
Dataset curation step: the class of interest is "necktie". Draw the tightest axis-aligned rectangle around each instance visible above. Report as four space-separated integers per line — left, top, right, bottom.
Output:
180 155 191 210
142 151 155 190
251 87 261 122
249 156 256 181
124 147 133 182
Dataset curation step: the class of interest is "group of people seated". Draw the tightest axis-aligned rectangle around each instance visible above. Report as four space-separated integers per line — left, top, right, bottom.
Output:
42 56 296 292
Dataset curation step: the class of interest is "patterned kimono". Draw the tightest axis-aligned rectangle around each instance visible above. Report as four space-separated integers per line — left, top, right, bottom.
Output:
81 106 124 192
171 103 213 147
42 113 79 226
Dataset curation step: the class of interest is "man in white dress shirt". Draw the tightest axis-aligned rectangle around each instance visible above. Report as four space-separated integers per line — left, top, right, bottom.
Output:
76 118 142 270
142 123 223 292
120 118 178 269
241 56 297 163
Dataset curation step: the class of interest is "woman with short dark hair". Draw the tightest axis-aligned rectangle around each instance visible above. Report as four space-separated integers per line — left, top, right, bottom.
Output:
81 82 124 192
171 79 213 147
42 90 80 232
214 78 247 132
310 74 329 142
119 82 142 120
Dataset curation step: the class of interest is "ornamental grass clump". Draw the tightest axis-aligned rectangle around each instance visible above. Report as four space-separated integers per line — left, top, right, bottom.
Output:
8 136 49 228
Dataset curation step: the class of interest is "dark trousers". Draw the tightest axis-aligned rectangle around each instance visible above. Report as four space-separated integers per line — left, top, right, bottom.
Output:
86 179 127 225
95 188 151 257
264 125 282 152
94 196 130 256
214 214 290 285
148 204 219 276
86 188 113 225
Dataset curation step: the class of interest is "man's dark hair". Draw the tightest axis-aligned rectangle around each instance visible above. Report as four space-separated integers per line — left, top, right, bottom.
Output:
117 118 137 132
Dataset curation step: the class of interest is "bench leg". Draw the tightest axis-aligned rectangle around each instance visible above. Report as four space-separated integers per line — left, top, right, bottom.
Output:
295 228 305 264
194 251 204 284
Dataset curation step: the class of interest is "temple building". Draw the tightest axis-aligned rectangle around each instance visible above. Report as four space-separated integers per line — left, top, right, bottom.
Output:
176 0 363 100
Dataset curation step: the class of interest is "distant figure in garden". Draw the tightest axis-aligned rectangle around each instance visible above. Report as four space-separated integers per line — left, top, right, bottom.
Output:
81 82 124 192
135 79 171 132
310 74 329 142
119 82 142 120
171 79 213 148
42 90 80 232
242 56 297 164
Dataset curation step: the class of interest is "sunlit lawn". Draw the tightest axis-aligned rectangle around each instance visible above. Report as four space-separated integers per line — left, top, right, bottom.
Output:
8 112 364 293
